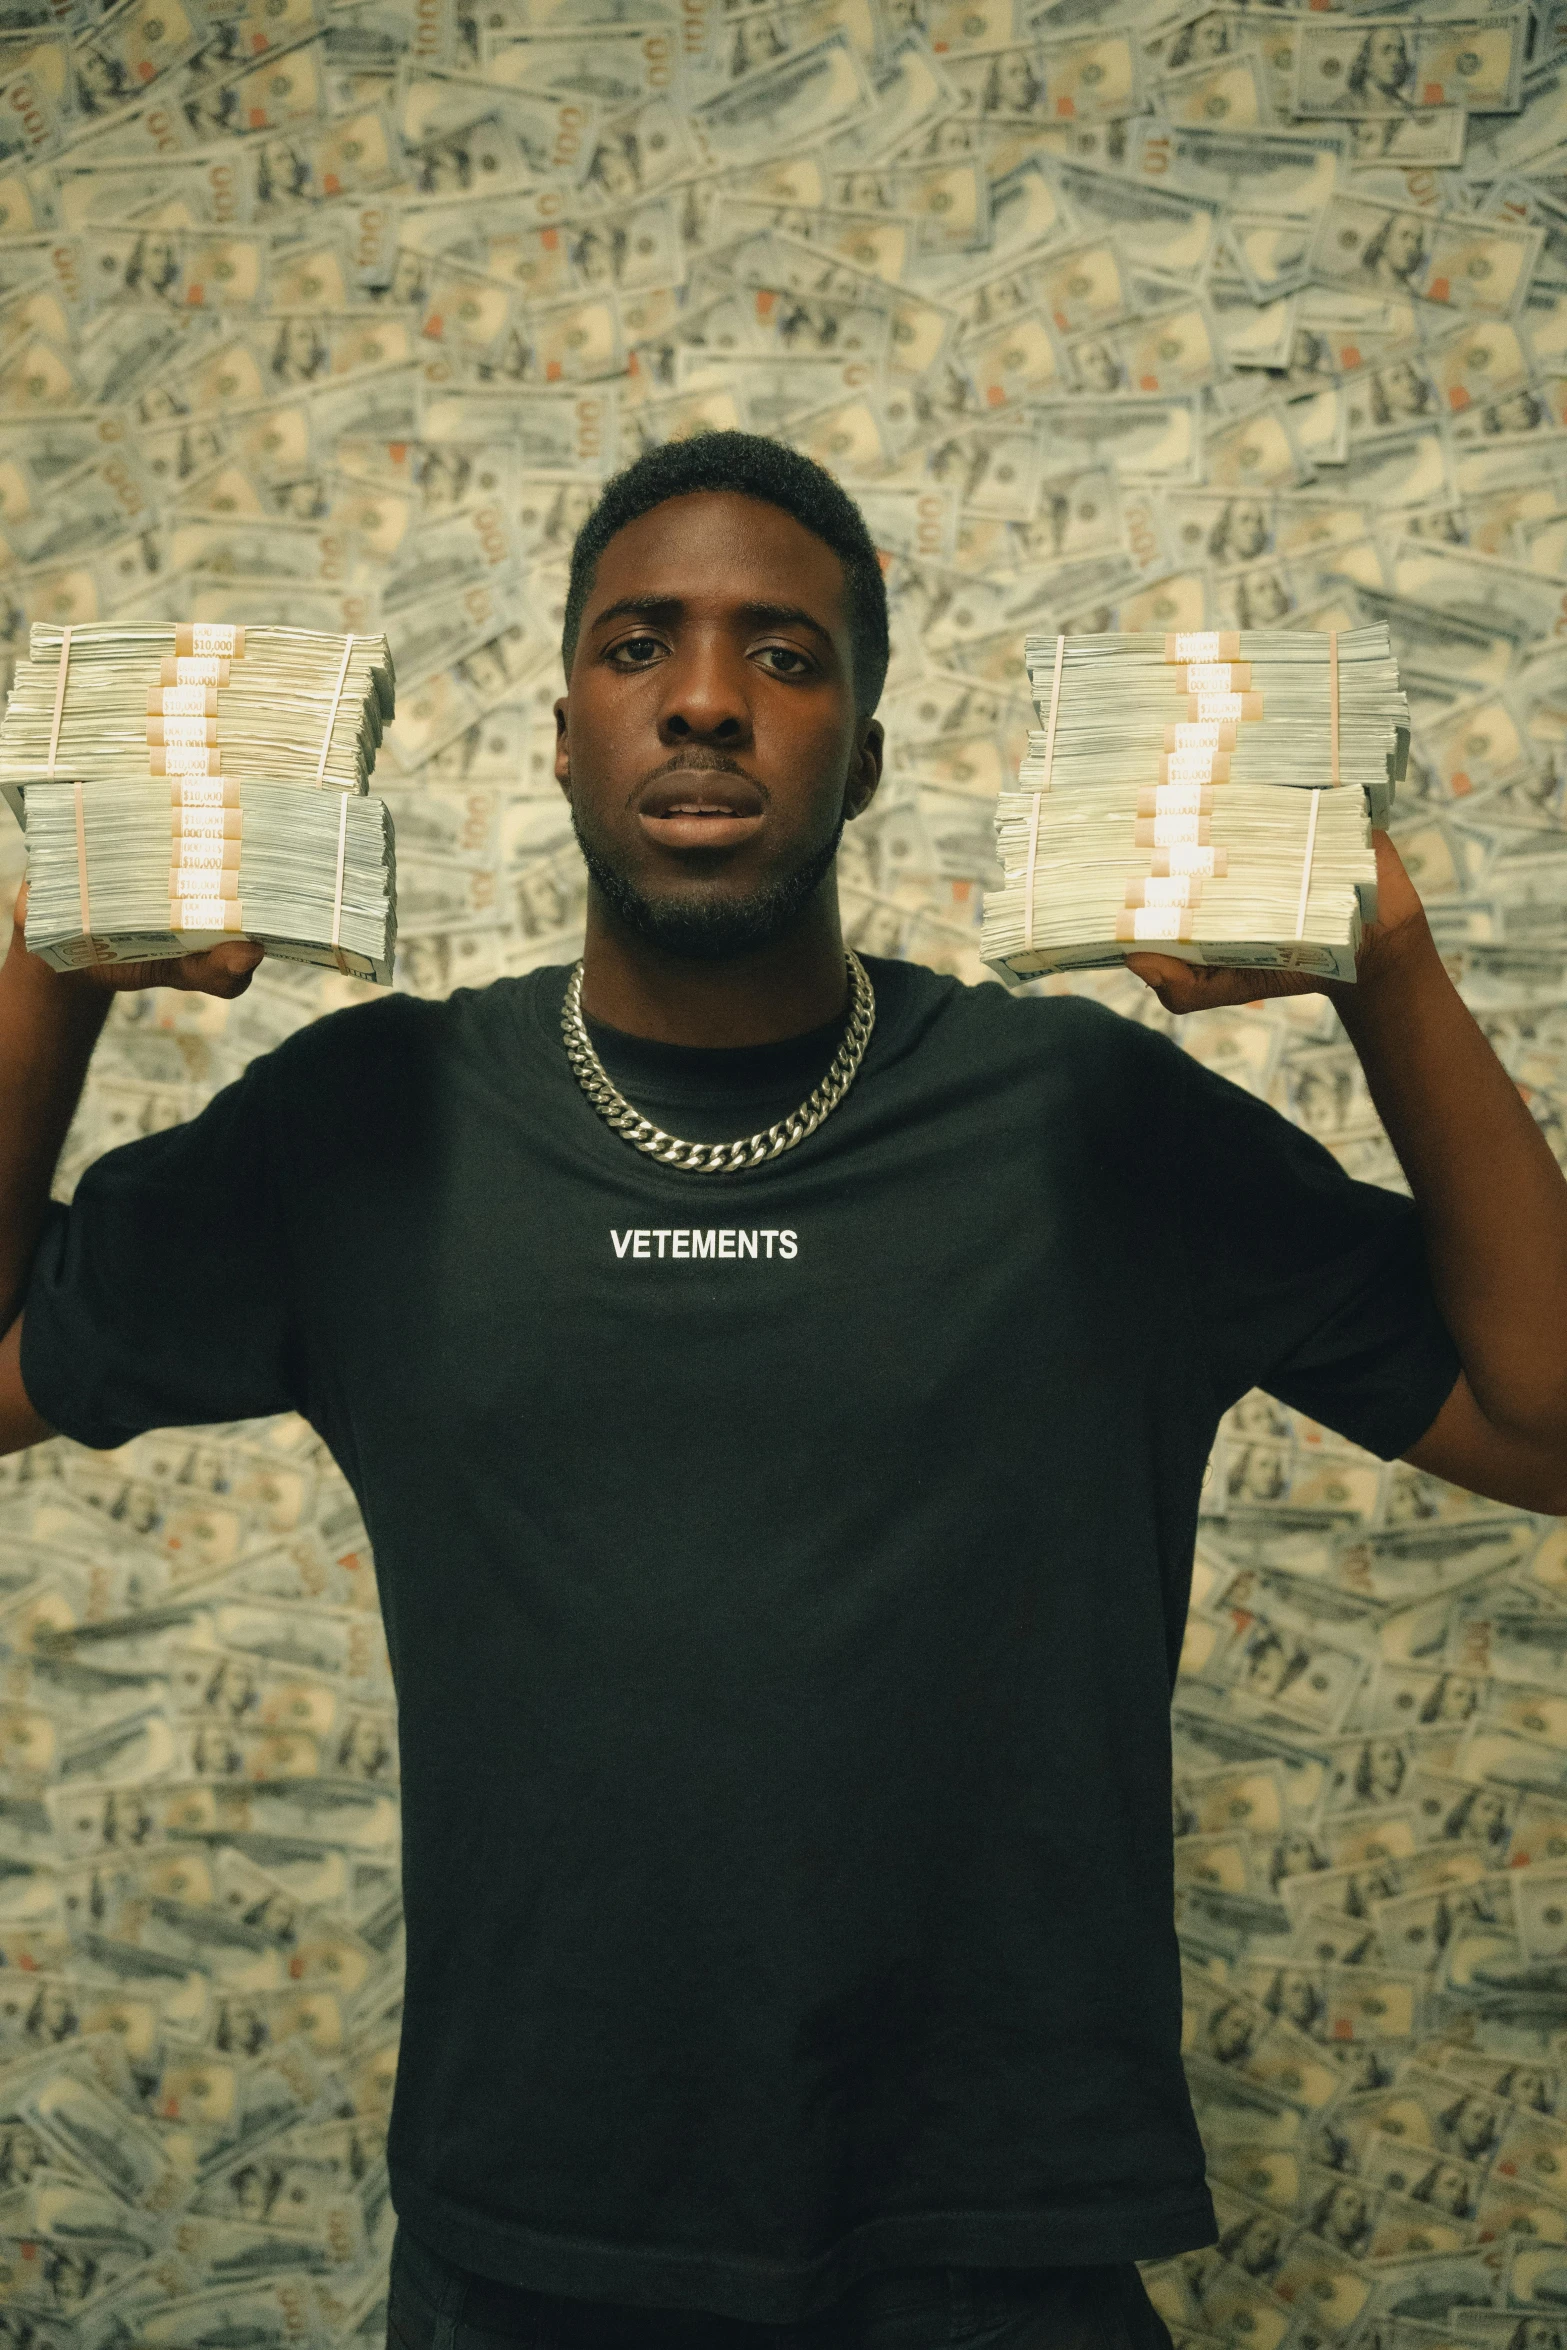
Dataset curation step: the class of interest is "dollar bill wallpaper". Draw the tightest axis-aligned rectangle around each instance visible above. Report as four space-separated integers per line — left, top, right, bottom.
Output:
2 0 1567 2344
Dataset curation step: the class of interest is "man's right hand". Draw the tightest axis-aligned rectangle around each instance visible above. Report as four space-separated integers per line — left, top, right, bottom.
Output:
10 881 266 1000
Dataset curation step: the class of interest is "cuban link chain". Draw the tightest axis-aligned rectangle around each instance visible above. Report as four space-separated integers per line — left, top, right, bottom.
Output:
561 951 876 1174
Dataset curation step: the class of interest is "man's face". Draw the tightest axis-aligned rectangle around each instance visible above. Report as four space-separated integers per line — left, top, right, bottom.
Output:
556 491 882 960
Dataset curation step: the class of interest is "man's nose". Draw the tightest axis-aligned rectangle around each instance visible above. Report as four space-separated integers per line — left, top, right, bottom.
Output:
657 640 753 743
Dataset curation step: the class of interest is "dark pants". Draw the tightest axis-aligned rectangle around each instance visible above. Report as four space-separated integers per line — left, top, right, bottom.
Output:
386 2221 1178 2350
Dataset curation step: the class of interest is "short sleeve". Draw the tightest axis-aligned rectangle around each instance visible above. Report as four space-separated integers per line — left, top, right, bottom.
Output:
1170 1039 1462 1460
21 1051 301 1451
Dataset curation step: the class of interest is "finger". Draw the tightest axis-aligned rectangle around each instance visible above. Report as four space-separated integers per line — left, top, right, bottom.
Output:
1125 954 1241 1011
1125 953 1206 993
168 940 266 998
1124 956 1318 1013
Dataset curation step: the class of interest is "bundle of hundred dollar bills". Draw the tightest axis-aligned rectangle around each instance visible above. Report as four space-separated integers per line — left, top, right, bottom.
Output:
0 623 397 985
981 627 1409 987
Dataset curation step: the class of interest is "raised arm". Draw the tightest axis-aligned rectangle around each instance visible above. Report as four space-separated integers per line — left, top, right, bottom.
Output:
1129 834 1567 1515
0 882 264 1455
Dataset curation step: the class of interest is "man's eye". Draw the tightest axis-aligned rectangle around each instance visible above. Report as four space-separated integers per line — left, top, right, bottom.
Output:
757 645 812 676
611 636 664 664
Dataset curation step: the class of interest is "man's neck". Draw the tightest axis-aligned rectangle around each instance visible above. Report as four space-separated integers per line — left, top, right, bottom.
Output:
577 893 853 1047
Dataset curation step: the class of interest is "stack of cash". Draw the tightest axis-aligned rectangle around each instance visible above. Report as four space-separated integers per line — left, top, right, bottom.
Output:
22 779 396 986
0 623 396 817
0 621 398 982
983 628 1402 985
1018 628 1409 825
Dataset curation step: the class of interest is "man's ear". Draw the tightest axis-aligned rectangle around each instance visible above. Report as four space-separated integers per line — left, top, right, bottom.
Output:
846 717 884 822
554 696 570 798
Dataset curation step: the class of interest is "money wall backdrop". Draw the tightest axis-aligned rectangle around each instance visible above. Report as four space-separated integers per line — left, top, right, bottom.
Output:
5 0 1567 2345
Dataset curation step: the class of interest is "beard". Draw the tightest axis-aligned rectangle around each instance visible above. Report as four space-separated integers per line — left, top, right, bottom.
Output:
569 797 846 962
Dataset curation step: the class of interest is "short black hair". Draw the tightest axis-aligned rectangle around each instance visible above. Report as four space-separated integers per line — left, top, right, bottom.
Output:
560 430 890 715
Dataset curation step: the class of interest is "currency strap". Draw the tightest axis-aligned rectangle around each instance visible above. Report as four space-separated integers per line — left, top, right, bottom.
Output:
316 637 354 786
174 623 245 660
73 778 94 957
46 626 72 778
1285 630 1339 947
1024 632 1065 953
330 789 350 974
1164 632 1240 661
1295 790 1322 943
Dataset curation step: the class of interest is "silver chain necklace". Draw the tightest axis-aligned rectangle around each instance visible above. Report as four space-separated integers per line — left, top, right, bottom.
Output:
561 951 876 1174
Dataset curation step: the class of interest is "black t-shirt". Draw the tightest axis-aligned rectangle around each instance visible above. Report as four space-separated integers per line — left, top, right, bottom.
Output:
20 958 1461 2327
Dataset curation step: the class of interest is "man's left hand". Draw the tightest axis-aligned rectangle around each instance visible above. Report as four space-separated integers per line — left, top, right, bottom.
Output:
1124 829 1428 1015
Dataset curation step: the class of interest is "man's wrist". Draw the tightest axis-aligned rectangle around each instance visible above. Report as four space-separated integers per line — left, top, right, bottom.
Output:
1 924 113 1041
1327 907 1444 1039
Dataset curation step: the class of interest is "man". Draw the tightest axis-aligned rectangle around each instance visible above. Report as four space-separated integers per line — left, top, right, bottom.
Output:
0 432 1564 2350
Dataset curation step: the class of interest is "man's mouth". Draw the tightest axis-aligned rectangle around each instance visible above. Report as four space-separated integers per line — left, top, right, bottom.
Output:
636 768 766 851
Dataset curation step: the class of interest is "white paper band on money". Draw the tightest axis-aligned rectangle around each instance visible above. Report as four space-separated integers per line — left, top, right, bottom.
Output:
331 787 349 975
148 719 218 747
1023 632 1066 955
175 813 241 841
163 658 230 686
318 639 355 789
171 899 244 930
72 778 90 953
1165 634 1242 662
47 629 73 781
175 625 245 658
1295 790 1323 943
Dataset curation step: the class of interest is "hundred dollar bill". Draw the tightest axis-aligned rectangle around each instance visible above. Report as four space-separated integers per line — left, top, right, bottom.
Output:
1292 12 1528 119
1349 113 1470 170
1157 52 1271 133
0 31 70 163
1047 157 1216 276
942 31 1142 122
1309 194 1543 315
483 25 684 110
692 35 873 163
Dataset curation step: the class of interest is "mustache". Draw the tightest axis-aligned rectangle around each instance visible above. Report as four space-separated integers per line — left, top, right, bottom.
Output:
628 747 768 807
